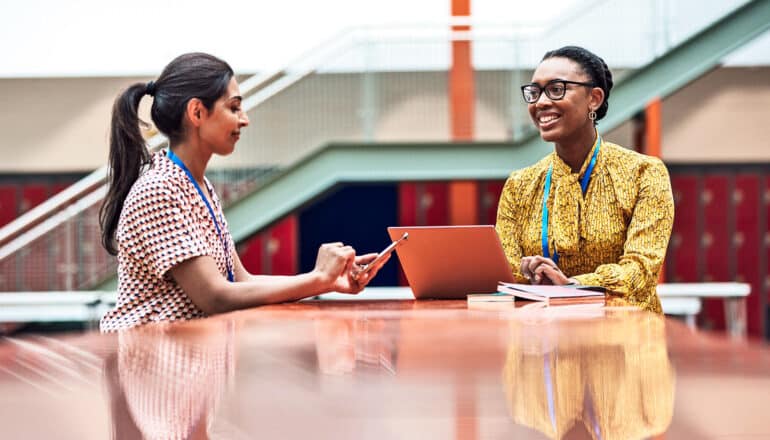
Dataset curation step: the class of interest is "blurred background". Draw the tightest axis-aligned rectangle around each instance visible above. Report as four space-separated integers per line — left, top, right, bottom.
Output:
1 0 769 338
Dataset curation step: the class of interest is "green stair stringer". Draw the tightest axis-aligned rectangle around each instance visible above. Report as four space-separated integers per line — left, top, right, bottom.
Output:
93 0 770 291
225 141 548 242
602 0 770 129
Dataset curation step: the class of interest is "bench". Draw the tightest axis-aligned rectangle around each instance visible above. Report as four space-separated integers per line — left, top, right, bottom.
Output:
0 291 116 331
657 282 750 339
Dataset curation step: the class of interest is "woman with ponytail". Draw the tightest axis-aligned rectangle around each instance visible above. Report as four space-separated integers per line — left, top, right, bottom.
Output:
495 46 674 313
99 53 386 331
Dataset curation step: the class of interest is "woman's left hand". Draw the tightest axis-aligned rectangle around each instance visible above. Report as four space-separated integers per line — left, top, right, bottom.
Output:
533 263 571 285
334 252 390 294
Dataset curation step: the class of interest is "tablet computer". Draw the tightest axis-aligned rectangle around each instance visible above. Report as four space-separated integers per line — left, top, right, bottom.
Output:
388 225 516 299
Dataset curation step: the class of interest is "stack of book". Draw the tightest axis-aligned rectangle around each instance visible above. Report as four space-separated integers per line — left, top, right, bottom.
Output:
467 282 606 305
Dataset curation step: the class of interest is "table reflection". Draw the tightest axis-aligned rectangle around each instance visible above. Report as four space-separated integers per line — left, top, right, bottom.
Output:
4 298 768 439
106 321 235 440
503 306 675 440
314 318 399 375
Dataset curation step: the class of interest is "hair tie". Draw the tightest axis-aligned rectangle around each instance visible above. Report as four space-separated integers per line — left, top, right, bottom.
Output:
145 81 156 97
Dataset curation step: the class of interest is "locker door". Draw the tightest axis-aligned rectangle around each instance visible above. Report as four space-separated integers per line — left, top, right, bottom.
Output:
668 174 700 283
238 234 264 276
398 183 417 227
20 184 48 214
268 216 298 276
397 182 449 286
422 182 449 226
397 182 450 227
479 180 505 225
734 174 762 337
0 185 18 291
701 175 732 331
764 175 770 339
0 185 18 227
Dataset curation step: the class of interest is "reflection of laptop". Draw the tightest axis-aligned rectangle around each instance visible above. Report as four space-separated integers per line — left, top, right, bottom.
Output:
388 225 516 299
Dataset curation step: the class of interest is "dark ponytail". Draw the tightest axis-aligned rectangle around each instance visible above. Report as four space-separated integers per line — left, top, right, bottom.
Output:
542 46 614 122
100 83 152 255
99 52 234 255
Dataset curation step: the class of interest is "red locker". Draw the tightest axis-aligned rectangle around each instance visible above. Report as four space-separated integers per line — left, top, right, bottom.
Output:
398 183 417 226
0 185 19 289
701 175 732 331
50 182 70 196
668 175 700 283
238 235 263 276
0 185 18 227
422 182 449 226
734 174 762 337
398 182 449 226
766 175 770 334
268 215 298 276
397 182 449 285
479 180 505 225
236 216 298 277
20 184 48 214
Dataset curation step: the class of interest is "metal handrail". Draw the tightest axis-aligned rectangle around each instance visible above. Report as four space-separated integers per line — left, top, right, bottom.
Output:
0 29 366 256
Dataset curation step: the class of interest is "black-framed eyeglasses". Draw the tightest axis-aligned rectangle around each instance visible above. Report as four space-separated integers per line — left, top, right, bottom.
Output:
520 79 595 103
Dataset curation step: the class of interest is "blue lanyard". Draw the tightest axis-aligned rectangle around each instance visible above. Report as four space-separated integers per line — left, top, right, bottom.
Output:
541 135 601 265
167 149 234 282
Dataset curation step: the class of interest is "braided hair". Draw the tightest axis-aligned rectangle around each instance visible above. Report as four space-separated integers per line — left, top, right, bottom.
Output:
542 46 614 122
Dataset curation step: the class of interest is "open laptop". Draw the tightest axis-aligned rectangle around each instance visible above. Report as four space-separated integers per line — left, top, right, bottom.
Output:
388 225 516 299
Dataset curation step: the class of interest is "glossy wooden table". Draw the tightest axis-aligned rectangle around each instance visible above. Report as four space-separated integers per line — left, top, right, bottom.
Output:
1 299 769 439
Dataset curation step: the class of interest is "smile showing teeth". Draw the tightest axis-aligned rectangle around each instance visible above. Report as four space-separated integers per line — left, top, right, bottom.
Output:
538 114 559 124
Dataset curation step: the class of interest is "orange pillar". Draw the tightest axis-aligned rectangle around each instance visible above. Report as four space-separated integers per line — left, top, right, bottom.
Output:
450 0 474 141
449 0 478 226
646 98 666 282
645 98 662 158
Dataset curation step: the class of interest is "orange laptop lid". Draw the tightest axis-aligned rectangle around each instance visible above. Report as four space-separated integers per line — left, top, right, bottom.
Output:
388 225 516 299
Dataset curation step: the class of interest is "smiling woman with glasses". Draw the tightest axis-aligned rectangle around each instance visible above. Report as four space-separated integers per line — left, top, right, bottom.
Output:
495 46 675 313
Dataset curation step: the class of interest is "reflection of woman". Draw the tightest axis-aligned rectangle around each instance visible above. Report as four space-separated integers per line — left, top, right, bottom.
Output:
314 318 398 375
106 321 234 439
496 46 674 313
503 310 674 439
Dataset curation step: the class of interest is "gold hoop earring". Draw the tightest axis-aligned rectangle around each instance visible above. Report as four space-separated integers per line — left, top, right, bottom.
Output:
588 110 597 122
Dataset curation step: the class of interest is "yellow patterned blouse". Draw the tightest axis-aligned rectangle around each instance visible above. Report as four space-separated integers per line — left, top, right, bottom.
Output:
495 139 674 313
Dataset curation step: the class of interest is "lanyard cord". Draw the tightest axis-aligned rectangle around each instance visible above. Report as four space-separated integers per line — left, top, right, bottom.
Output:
167 149 234 282
541 135 601 265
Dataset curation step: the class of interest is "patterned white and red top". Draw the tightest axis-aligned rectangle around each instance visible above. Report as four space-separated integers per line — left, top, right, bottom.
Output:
100 152 236 332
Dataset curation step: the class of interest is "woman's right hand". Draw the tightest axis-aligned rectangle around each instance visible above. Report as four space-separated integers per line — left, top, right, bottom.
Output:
521 255 575 285
520 256 559 285
312 242 356 290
